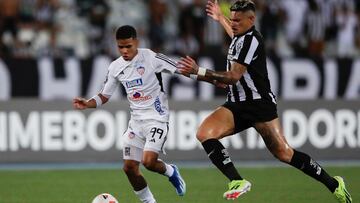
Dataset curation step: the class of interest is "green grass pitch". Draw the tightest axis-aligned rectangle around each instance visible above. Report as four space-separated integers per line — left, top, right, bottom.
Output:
1 166 359 203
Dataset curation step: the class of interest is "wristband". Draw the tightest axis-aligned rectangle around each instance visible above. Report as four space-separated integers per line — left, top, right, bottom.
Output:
189 74 198 80
197 67 207 76
91 95 102 108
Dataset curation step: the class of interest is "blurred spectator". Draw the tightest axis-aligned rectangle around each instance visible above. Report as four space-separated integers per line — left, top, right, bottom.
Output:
19 0 36 25
34 0 59 55
55 0 89 58
0 0 20 56
178 0 207 53
148 0 168 52
281 0 308 57
0 0 360 58
80 0 109 55
106 0 149 56
305 0 325 57
336 3 358 57
258 0 284 56
356 1 360 51
204 16 224 54
174 27 199 56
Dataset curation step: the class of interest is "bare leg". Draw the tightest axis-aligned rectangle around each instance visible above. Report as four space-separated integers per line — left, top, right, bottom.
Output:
197 107 242 181
123 159 147 191
123 159 156 202
255 118 338 193
254 118 293 163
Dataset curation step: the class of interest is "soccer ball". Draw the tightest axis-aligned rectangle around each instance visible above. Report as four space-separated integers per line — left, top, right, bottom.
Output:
91 193 119 203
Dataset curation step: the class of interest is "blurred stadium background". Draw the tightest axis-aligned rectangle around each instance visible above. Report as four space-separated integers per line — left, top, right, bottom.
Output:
0 0 359 202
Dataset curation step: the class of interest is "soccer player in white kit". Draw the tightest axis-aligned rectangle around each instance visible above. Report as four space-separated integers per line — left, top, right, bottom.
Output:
73 25 186 203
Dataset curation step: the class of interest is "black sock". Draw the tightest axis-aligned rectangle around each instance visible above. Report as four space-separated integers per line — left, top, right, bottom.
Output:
202 139 242 181
289 150 338 192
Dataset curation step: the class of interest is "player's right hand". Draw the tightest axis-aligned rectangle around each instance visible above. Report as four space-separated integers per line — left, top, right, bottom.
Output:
206 0 221 21
73 97 88 110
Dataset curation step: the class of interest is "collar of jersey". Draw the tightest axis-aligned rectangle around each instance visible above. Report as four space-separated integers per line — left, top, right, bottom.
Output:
116 51 141 76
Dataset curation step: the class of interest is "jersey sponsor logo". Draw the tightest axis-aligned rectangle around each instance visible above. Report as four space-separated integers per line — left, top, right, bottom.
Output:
129 90 152 101
136 66 145 75
126 78 143 88
154 97 165 115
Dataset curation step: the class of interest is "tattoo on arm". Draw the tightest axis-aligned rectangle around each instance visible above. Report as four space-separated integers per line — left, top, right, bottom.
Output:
205 69 237 84
203 62 246 84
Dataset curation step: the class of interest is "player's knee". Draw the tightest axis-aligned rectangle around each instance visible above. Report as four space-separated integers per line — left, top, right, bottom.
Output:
272 149 292 163
196 128 218 142
142 159 156 171
123 162 139 175
196 131 208 142
196 123 228 142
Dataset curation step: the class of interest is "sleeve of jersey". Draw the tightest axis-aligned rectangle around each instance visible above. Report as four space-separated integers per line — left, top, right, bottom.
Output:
233 35 259 66
99 70 119 98
154 53 177 74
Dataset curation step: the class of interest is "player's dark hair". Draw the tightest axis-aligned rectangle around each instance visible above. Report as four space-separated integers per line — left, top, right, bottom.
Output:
230 0 255 12
115 25 137 40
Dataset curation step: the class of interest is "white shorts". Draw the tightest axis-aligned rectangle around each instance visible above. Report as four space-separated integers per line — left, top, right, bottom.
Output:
123 119 168 162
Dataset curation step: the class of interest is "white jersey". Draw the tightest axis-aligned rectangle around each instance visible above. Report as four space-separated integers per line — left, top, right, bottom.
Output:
100 48 177 122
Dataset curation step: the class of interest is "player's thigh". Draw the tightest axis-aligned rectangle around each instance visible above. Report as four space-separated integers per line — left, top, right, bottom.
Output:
143 120 168 154
197 106 236 141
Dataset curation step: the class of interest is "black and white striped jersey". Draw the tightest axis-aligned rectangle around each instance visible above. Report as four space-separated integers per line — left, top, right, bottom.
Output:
226 26 276 103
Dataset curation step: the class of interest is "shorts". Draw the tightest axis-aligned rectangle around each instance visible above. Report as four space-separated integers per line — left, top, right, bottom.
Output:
122 119 168 162
222 99 278 133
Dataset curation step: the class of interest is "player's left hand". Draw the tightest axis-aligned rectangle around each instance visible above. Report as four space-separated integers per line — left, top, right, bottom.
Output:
177 56 199 75
206 0 222 21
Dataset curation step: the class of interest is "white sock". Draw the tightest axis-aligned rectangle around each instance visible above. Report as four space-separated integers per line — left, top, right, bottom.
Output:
134 186 156 203
163 163 174 177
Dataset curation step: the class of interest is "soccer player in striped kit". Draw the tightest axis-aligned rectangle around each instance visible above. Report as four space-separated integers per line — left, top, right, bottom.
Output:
177 1 352 202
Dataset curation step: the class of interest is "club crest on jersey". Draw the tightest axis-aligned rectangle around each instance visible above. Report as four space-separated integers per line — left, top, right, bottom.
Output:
136 66 145 75
128 131 135 139
236 39 243 51
126 78 143 88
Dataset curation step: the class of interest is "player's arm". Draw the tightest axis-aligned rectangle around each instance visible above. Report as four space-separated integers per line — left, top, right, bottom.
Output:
73 67 118 110
177 55 246 85
174 68 227 88
206 0 233 38
73 94 109 110
154 52 227 88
